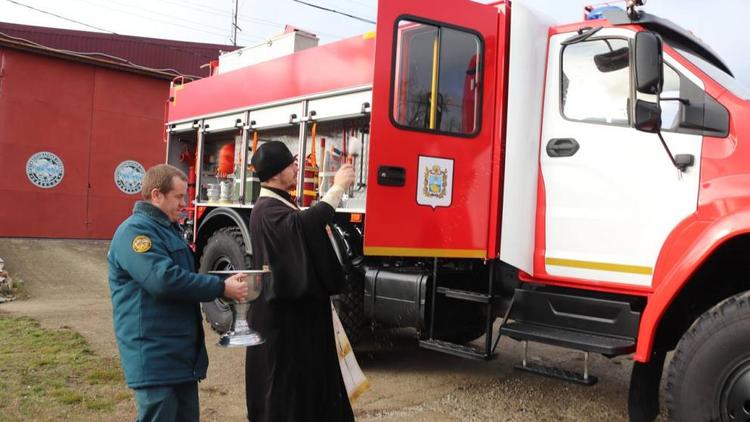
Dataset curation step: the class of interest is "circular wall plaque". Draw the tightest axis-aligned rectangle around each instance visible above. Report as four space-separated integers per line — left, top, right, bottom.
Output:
26 151 64 188
114 160 146 195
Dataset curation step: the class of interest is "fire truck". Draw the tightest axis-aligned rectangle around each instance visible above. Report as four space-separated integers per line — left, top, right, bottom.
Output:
165 0 750 419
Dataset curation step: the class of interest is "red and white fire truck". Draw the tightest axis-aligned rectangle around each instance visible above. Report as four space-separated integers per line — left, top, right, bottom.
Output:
165 0 750 419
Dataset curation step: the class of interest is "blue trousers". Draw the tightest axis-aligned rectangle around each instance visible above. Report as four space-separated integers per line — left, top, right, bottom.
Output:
134 381 199 422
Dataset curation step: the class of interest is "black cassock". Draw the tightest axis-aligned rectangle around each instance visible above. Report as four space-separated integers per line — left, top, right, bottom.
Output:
246 187 353 422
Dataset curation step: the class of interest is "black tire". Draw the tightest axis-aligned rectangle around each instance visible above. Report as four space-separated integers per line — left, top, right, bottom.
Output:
198 227 252 334
665 290 750 422
332 271 367 346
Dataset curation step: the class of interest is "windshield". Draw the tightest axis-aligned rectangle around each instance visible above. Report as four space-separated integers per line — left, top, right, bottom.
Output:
674 48 750 100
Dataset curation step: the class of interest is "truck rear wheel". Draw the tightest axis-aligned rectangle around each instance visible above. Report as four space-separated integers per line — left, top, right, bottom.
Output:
332 271 367 346
198 227 252 334
665 290 750 422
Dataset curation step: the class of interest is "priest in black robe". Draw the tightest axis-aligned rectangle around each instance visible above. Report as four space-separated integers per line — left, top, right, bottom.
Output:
246 140 356 422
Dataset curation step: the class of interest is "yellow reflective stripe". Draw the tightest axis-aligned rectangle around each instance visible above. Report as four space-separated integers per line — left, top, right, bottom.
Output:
364 246 485 259
545 257 653 275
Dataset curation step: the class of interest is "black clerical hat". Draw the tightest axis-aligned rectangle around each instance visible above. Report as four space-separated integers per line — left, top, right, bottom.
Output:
251 141 295 182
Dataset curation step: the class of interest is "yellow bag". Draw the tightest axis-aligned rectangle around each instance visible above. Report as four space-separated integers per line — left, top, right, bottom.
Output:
331 302 369 401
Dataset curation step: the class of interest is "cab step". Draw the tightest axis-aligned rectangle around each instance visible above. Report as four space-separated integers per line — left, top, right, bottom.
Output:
419 338 492 361
500 321 635 355
500 286 643 386
500 286 640 355
514 340 597 386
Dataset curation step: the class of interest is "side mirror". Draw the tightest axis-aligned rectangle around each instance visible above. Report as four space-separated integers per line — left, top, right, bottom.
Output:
634 31 663 95
634 99 661 133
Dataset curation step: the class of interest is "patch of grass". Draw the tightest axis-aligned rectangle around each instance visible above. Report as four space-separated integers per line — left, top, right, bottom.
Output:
87 368 123 384
0 315 130 420
52 388 84 404
115 390 133 401
85 398 116 411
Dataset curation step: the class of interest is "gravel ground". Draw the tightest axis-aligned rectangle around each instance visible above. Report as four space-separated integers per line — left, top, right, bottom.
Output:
0 238 666 421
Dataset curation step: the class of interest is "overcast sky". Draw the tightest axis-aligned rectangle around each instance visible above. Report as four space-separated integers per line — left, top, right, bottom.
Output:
1 0 748 86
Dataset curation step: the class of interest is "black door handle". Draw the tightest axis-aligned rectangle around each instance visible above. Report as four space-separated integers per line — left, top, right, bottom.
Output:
377 166 405 186
546 138 580 157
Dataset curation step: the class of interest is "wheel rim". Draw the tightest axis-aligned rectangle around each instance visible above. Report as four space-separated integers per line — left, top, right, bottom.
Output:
720 357 750 421
212 256 234 308
213 256 235 272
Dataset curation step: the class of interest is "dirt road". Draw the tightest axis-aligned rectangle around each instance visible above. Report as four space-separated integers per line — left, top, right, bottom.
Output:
0 238 652 421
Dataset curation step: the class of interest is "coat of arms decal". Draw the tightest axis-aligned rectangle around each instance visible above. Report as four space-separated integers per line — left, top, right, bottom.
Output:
417 156 454 209
423 165 448 199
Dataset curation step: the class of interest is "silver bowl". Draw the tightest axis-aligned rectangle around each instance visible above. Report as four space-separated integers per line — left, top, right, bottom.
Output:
209 269 268 347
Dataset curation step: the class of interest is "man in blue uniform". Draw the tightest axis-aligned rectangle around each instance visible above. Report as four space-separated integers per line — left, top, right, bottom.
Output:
108 164 248 422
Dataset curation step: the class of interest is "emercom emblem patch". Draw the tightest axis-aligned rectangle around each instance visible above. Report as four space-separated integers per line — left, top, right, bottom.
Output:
132 235 152 253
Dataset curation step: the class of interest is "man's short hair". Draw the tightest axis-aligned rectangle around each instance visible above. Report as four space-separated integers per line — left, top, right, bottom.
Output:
141 164 188 200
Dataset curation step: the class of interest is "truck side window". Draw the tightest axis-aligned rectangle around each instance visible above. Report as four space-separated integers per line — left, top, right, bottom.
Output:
392 20 482 136
660 62 729 137
660 64 682 131
561 38 630 126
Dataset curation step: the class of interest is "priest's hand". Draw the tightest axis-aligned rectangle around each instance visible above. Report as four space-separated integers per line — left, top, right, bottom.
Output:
223 273 249 301
333 164 355 190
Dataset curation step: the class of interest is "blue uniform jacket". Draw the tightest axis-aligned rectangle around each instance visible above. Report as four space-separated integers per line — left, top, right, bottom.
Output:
108 201 224 389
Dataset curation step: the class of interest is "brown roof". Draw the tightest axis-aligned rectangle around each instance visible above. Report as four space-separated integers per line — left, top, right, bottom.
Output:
0 34 177 80
0 21 240 78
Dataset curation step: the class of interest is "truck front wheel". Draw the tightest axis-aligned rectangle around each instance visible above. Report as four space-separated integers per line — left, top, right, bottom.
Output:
665 290 750 422
198 227 252 334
